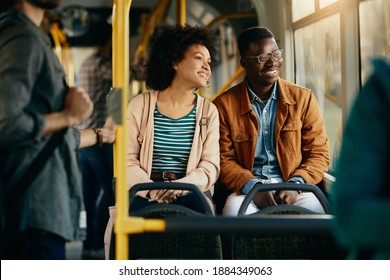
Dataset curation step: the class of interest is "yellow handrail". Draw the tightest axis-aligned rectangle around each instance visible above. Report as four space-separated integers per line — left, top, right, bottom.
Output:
112 0 132 260
130 0 171 95
50 22 75 86
134 0 170 58
205 12 255 100
210 67 245 102
112 0 172 260
176 0 186 25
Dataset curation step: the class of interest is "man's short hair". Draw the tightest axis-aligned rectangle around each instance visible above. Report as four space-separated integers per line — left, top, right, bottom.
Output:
237 26 275 55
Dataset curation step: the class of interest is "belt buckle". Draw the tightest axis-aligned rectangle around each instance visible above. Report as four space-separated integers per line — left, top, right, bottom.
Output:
162 172 169 181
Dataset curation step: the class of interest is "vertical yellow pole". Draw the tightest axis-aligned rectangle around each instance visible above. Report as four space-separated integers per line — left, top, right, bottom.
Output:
112 0 132 260
176 0 186 25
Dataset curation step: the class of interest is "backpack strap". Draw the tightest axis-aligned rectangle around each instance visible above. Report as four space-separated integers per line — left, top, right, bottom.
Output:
137 92 150 146
5 129 66 204
200 98 210 142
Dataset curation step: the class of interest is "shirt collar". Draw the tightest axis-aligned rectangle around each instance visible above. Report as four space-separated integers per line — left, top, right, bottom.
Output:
246 81 278 103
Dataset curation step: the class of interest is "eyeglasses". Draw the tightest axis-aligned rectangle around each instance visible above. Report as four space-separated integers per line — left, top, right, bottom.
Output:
244 49 284 63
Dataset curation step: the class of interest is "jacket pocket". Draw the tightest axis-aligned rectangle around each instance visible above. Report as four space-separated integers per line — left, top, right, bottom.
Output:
232 130 254 167
232 130 253 143
281 119 302 132
280 119 302 156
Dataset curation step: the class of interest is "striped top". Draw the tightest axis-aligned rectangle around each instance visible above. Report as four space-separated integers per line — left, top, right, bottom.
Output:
151 102 197 174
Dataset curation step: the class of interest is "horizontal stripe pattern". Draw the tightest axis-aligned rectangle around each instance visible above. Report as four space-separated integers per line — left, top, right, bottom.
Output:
152 103 196 174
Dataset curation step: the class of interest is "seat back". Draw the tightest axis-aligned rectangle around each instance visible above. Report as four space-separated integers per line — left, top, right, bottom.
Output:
213 179 330 216
212 179 232 215
238 182 330 215
230 183 346 259
109 182 222 259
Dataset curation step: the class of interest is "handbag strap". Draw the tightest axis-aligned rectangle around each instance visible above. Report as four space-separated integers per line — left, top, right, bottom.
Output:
200 98 210 143
6 129 67 204
137 92 150 146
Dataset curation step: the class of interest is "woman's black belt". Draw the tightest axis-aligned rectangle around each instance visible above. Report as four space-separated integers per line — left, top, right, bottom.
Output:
150 172 183 181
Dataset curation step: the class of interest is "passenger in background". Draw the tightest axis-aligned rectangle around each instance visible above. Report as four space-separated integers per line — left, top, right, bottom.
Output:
213 26 330 216
76 21 115 259
126 24 220 212
331 58 390 259
0 0 116 260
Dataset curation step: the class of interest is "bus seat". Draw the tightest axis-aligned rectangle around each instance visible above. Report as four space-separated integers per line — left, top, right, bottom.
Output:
238 183 330 215
108 182 222 260
212 178 232 215
229 183 346 259
213 178 330 216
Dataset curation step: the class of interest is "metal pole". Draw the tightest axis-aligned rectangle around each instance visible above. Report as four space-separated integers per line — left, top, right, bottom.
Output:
112 0 131 260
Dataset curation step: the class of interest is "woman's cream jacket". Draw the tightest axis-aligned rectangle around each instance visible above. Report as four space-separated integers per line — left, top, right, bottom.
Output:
126 90 220 197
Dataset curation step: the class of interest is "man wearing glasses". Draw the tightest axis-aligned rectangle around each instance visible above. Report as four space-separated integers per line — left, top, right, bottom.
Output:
213 26 330 216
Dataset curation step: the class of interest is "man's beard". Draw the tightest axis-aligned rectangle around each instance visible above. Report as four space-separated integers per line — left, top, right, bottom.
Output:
27 0 60 10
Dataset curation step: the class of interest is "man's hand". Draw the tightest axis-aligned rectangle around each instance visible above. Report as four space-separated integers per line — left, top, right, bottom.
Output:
42 87 93 136
102 116 116 144
63 87 93 126
252 191 277 209
274 190 299 205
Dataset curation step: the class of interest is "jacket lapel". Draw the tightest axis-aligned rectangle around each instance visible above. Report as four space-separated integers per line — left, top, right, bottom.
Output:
275 78 296 143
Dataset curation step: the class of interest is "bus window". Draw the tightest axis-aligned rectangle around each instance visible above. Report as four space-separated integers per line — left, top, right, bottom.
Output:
294 13 342 173
359 0 390 83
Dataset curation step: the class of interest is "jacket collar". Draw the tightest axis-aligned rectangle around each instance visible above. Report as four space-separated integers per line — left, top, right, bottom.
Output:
239 77 295 116
276 77 296 106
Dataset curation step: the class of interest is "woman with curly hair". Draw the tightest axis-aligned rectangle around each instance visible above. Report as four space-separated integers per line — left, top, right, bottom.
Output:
126 24 220 213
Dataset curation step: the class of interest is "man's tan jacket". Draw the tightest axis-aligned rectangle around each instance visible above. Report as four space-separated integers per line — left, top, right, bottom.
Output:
213 77 330 194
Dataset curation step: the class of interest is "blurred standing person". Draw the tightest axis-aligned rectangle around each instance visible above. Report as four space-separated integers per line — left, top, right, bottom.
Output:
331 58 390 259
0 0 116 260
76 21 115 259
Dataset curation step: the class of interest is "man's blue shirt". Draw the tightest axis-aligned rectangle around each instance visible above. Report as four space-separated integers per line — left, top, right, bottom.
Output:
241 82 304 194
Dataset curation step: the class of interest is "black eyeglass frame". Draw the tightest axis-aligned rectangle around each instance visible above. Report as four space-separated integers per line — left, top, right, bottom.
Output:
244 49 284 63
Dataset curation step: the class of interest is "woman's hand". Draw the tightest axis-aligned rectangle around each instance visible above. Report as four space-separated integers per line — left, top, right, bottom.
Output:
148 189 186 204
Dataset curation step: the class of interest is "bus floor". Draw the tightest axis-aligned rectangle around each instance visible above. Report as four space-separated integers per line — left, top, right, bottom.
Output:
66 241 105 260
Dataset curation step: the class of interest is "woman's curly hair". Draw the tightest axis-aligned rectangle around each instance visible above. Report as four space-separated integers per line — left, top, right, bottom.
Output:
144 24 219 91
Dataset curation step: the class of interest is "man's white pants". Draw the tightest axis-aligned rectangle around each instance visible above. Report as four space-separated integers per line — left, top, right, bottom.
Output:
223 192 326 216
